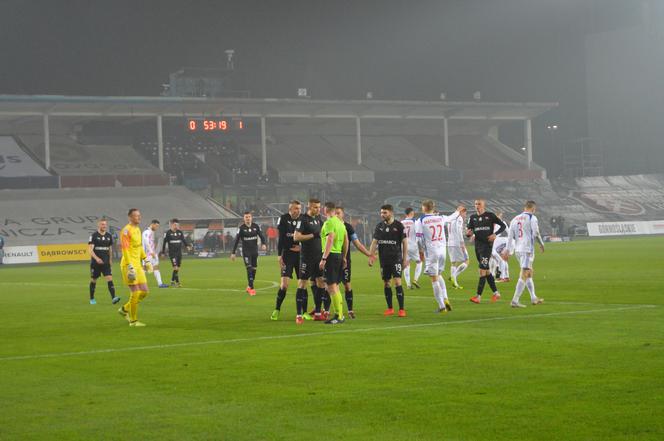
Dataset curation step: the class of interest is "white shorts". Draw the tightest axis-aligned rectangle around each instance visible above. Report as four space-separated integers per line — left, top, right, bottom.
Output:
448 246 468 263
146 255 160 267
407 246 421 263
516 252 534 269
424 252 446 276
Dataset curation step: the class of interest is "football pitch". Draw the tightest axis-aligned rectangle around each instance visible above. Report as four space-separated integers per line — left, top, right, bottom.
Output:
0 237 662 441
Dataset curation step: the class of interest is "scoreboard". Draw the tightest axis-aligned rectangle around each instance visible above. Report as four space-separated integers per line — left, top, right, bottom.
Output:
187 119 245 132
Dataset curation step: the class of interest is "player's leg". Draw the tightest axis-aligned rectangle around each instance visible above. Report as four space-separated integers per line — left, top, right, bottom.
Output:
403 260 411 288
471 245 489 303
320 278 331 316
436 255 451 311
89 277 97 304
152 257 166 287
413 255 423 288
393 262 406 316
511 256 529 307
103 272 119 303
523 255 542 304
343 264 355 318
381 265 395 315
324 255 344 324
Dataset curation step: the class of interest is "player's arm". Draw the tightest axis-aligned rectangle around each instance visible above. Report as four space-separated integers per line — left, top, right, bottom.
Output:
466 217 474 238
230 230 241 259
493 214 507 236
341 231 349 267
88 239 102 264
533 217 545 252
277 217 287 257
368 239 378 266
121 229 132 266
293 226 313 242
161 233 168 255
257 225 267 250
506 220 517 256
352 237 371 257
401 236 409 266
319 226 335 270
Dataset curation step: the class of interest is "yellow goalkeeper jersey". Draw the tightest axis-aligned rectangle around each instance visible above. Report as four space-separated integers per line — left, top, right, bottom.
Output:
121 223 146 266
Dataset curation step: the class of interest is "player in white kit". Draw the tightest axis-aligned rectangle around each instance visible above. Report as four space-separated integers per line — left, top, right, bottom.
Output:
504 201 545 307
142 220 169 288
490 212 510 282
417 200 463 313
402 208 423 289
447 207 468 289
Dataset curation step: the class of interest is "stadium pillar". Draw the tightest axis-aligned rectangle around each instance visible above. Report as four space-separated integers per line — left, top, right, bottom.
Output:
525 119 533 168
157 115 164 171
43 114 50 171
443 117 450 167
355 116 362 165
260 116 267 175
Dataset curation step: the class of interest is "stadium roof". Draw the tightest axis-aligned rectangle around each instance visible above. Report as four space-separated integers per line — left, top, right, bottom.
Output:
0 95 557 121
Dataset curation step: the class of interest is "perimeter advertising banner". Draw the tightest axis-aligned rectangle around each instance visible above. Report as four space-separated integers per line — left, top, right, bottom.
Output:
2 246 39 264
36 243 89 262
587 220 664 237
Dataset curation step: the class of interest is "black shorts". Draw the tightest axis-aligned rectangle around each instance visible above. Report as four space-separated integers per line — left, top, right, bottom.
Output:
474 241 492 270
380 260 403 281
243 253 258 269
323 253 343 285
298 254 323 281
280 251 299 279
90 261 112 279
169 254 182 267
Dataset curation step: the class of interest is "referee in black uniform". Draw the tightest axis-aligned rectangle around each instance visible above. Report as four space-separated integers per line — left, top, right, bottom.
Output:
466 199 506 304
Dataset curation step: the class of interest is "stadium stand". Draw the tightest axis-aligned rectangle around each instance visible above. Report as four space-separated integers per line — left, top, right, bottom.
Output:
17 133 168 187
0 186 235 246
0 136 58 189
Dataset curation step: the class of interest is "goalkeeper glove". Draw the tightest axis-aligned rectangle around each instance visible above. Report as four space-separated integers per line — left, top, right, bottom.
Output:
127 264 137 282
144 261 154 274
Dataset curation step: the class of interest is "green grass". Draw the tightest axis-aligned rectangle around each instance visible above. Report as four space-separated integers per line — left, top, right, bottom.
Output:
0 237 662 441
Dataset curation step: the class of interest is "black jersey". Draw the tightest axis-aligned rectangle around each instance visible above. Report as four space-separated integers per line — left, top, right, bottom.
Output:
162 229 188 256
467 212 506 244
232 222 266 256
296 213 323 259
277 213 300 256
88 231 113 264
344 221 356 264
373 219 406 265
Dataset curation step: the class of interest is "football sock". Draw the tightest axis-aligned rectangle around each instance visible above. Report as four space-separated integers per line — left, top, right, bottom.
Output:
322 288 331 311
436 277 448 301
403 266 411 286
302 287 309 312
512 278 526 303
138 290 148 301
107 281 116 299
501 262 509 279
395 285 405 310
477 276 487 296
247 268 255 288
384 286 393 309
486 273 498 293
171 270 177 282
89 281 96 299
332 291 343 318
313 286 322 313
295 288 306 315
451 265 458 279
432 281 444 309
414 262 423 281
124 292 139 321
275 288 287 310
154 270 163 285
345 289 354 311
525 278 537 301
456 262 468 276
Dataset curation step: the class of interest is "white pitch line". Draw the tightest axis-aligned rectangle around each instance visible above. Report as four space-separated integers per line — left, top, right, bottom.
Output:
0 304 656 362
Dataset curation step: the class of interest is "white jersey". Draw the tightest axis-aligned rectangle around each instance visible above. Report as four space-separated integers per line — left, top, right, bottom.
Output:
142 228 157 257
507 212 540 254
417 211 460 256
447 215 466 247
401 217 420 250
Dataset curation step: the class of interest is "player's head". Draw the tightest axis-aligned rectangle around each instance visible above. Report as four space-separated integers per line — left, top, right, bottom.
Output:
243 211 253 224
524 200 537 213
404 207 414 218
97 218 108 233
459 206 468 218
474 199 485 213
335 206 345 220
421 200 435 214
150 219 160 231
288 200 302 218
380 204 394 222
308 198 321 216
323 202 336 217
128 208 141 225
170 218 179 231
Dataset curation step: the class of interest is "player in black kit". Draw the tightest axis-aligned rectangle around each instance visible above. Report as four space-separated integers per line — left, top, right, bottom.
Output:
231 211 267 296
271 200 302 320
87 218 120 305
466 199 506 304
161 218 191 287
369 204 409 317
293 198 327 324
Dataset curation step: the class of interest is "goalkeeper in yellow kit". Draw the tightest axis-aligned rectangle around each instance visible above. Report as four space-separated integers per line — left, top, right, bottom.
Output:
118 208 152 327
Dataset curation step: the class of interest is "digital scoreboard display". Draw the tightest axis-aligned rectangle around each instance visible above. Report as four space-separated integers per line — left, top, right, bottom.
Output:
187 119 244 132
